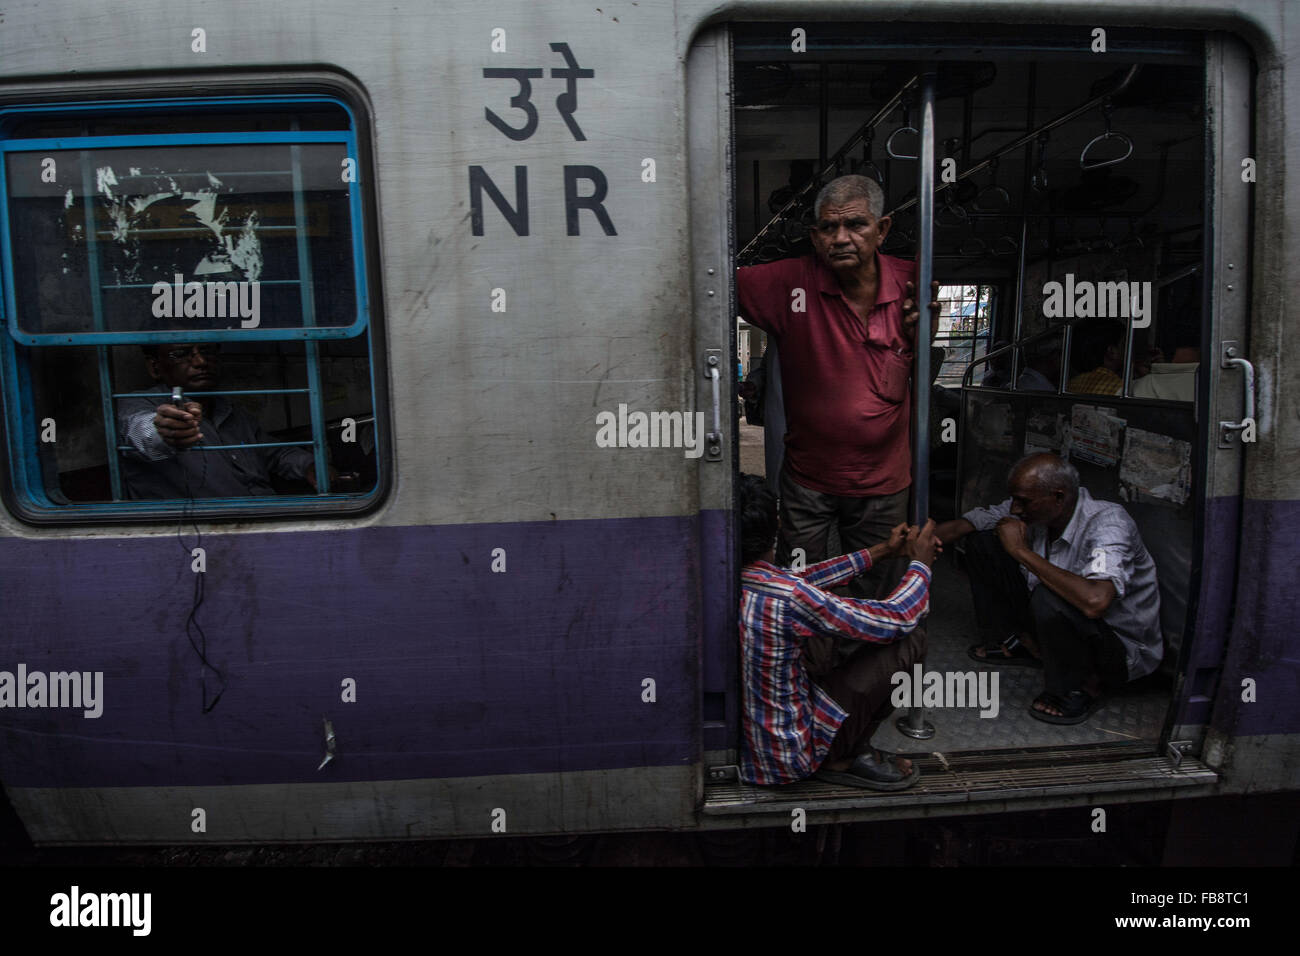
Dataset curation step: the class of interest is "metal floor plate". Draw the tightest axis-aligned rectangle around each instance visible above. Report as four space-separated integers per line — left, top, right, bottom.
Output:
870 552 1169 753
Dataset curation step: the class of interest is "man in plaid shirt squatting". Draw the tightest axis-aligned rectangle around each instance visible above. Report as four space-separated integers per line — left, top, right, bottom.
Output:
738 473 942 791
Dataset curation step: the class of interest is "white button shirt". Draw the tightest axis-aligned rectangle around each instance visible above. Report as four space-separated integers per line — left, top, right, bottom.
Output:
963 488 1163 679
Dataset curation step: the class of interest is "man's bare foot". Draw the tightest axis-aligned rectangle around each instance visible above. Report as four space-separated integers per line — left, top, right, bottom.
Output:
1029 688 1100 724
1031 696 1067 717
1033 674 1103 715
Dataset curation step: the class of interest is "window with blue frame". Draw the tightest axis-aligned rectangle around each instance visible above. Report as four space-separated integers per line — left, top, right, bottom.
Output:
0 96 383 520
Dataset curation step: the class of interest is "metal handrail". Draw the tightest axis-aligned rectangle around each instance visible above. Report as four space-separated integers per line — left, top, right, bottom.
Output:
737 74 920 264
113 388 310 399
739 64 1141 265
886 65 1141 219
959 309 1148 393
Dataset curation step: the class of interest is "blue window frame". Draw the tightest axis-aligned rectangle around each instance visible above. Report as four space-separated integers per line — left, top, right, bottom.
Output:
0 94 383 521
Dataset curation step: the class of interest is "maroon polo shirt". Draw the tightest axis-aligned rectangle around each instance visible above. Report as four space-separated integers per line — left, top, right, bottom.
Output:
737 252 915 497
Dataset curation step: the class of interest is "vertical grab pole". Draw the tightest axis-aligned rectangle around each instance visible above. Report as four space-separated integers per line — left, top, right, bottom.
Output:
912 70 935 527
898 69 936 741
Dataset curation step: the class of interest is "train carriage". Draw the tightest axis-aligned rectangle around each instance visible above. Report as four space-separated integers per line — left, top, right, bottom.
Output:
0 0 1295 849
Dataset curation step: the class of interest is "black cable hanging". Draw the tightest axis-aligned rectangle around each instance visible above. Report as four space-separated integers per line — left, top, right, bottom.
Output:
174 398 225 714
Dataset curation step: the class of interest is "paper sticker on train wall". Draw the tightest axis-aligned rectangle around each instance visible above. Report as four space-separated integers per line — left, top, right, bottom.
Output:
1069 404 1125 467
1023 411 1070 457
1119 427 1191 506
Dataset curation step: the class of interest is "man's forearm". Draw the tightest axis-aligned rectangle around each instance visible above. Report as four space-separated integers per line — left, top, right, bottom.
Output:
935 518 975 545
267 446 315 482
866 541 895 565
1012 547 1114 619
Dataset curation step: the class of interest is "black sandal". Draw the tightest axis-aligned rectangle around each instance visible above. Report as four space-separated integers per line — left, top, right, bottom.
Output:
967 633 1042 668
1029 690 1100 725
814 749 920 791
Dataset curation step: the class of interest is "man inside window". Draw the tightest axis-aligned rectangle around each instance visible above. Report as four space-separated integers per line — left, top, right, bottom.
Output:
118 343 339 499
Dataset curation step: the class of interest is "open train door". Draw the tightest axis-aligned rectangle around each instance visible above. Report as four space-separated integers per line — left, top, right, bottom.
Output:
683 19 1289 831
686 25 742 782
1157 34 1300 863
1172 34 1300 845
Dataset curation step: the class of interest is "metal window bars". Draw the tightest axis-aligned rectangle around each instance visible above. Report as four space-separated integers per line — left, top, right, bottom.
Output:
79 128 333 499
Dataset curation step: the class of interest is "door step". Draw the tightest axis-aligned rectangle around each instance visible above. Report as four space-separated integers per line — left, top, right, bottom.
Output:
703 744 1217 816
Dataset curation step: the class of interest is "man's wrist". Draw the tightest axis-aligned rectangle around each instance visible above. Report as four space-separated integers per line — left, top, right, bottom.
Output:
1011 544 1036 567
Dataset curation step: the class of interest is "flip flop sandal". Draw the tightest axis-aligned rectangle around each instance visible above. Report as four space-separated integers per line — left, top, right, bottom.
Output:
967 633 1042 668
1029 690 1100 725
814 749 921 792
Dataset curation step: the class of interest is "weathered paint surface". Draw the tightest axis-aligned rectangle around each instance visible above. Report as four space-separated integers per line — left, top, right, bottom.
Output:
8 766 699 843
0 0 1298 836
0 515 705 789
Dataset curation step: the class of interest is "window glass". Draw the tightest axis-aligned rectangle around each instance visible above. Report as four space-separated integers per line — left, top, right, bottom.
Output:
5 141 359 338
0 96 380 520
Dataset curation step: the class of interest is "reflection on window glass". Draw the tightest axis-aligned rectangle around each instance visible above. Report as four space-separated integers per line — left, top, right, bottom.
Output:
6 143 356 337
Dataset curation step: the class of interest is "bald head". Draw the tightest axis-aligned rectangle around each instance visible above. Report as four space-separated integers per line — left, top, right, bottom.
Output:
1007 453 1080 530
1011 453 1078 495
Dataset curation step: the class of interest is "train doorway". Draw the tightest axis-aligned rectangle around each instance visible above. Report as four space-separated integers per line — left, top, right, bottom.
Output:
697 23 1250 818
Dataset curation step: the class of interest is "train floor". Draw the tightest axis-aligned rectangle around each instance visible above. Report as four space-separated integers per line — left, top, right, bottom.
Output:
736 423 1171 757
870 547 1170 756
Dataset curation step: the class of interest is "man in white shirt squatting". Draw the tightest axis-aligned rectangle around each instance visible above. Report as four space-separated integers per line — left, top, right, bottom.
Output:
933 453 1161 724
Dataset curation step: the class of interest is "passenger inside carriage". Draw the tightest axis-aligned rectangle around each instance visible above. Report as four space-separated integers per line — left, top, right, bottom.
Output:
1131 323 1200 403
729 39 1205 766
1066 319 1127 395
117 342 357 499
1017 338 1063 392
737 473 942 791
933 453 1162 724
736 173 941 667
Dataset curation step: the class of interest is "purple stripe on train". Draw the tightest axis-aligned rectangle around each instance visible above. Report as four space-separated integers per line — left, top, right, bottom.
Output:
0 514 723 787
1177 494 1239 726
1 495 1294 792
1210 497 1300 737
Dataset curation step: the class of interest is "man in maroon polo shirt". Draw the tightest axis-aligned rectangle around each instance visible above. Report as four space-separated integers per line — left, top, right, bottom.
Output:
738 174 935 674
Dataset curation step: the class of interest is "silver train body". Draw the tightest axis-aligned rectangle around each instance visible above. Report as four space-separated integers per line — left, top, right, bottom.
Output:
0 0 1295 844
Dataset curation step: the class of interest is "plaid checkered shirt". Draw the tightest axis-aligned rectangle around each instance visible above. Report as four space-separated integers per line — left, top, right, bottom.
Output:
1066 367 1122 395
739 550 931 786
